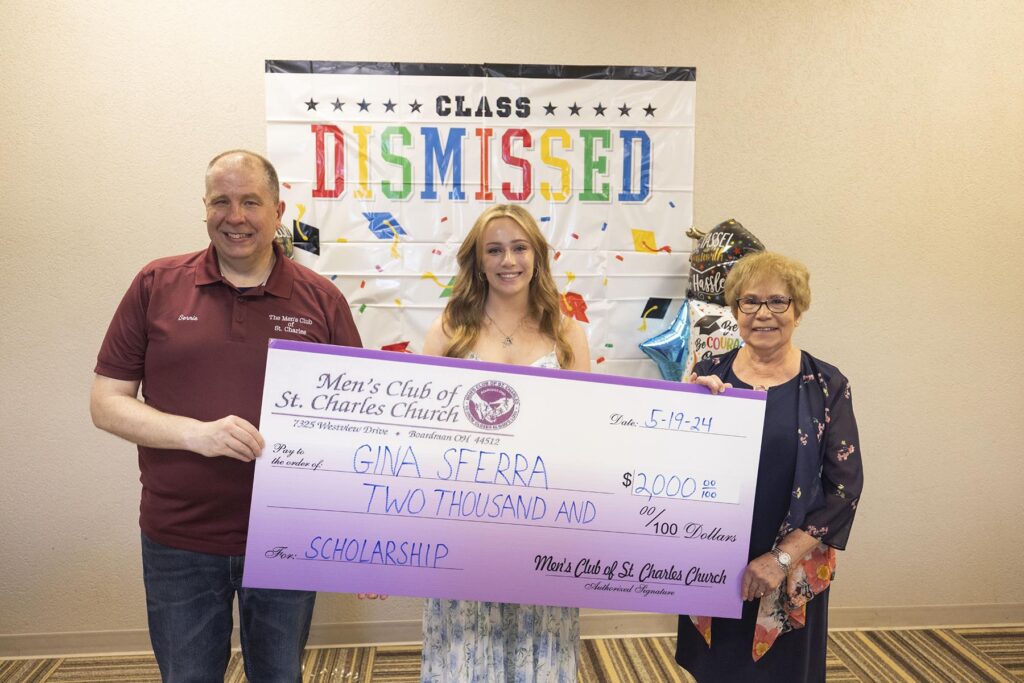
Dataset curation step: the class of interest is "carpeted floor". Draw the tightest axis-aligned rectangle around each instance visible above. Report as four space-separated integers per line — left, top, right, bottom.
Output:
1 626 1021 682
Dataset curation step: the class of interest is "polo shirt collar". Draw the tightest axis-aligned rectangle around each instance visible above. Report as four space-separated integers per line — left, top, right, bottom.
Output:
263 242 295 298
195 244 222 286
195 242 295 299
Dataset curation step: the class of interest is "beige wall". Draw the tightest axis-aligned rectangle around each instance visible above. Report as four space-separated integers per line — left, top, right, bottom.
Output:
2 0 1022 656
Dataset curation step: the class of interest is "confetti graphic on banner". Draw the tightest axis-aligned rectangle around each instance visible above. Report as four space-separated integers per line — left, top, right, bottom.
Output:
421 273 458 299
421 272 447 288
267 60 696 377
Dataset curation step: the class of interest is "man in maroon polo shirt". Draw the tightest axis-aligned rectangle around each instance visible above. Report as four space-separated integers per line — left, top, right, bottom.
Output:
91 150 361 681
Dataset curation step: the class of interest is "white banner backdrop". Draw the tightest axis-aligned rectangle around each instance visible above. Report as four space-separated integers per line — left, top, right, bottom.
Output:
266 61 696 378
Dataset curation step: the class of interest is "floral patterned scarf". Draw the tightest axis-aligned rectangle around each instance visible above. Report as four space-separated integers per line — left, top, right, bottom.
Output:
689 543 835 660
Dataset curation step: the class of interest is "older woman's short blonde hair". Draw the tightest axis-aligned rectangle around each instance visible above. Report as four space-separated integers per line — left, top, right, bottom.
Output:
723 252 812 318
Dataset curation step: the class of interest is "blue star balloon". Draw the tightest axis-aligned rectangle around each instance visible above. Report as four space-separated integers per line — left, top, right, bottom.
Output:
639 300 690 381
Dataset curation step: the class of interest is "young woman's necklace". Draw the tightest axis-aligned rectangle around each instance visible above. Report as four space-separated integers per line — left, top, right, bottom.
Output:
485 311 527 347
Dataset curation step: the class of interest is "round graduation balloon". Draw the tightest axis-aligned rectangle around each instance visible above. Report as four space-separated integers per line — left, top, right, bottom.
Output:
687 219 765 306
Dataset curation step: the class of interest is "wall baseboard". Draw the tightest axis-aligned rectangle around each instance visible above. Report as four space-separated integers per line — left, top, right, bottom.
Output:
828 603 1024 630
3 604 1022 658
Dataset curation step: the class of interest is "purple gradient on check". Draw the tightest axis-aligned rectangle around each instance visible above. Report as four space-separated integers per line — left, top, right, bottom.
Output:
244 343 764 618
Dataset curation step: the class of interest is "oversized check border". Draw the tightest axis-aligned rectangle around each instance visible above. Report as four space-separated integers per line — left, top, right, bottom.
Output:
243 339 765 617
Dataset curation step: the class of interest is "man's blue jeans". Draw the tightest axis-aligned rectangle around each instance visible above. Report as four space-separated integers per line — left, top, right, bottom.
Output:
141 533 315 682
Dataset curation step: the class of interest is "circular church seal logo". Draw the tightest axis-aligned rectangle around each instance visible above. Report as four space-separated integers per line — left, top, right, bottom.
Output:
463 380 520 430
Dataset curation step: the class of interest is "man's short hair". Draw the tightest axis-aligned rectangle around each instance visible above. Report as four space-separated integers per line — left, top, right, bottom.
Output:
206 149 280 203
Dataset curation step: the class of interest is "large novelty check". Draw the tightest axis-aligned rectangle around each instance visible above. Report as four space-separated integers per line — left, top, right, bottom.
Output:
243 340 766 617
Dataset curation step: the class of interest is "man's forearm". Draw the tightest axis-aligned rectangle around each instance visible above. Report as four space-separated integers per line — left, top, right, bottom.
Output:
90 375 264 461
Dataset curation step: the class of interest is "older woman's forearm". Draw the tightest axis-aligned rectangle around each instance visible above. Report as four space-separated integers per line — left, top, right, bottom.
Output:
776 528 820 560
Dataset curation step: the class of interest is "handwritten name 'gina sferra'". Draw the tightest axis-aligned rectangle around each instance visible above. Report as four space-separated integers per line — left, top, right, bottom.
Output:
353 441 549 488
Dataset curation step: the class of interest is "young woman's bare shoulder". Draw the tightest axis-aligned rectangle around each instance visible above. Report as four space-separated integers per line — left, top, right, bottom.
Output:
422 316 451 357
561 316 591 371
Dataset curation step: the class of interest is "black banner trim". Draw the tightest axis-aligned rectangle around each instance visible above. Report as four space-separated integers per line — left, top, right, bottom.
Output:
266 60 695 81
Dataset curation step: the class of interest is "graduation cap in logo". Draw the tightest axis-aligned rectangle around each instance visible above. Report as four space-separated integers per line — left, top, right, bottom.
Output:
293 220 320 255
560 292 589 323
363 212 408 239
693 314 722 335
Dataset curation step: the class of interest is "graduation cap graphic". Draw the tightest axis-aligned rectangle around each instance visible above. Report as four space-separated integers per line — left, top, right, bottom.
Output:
638 297 672 332
693 314 722 335
642 297 672 320
631 228 672 254
560 292 589 323
363 212 408 239
292 220 320 255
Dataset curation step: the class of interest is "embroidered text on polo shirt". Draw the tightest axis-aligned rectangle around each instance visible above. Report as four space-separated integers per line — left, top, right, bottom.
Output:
269 313 312 336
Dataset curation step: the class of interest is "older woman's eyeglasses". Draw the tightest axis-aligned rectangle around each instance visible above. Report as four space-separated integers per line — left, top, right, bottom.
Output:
736 296 793 314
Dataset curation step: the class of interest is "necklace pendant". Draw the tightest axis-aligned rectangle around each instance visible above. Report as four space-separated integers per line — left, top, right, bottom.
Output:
502 336 513 347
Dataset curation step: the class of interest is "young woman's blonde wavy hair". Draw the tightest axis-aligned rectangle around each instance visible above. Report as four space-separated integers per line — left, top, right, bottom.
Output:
442 205 574 368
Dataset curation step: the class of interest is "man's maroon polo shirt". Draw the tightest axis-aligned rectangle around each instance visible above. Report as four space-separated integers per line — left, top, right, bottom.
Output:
95 244 362 555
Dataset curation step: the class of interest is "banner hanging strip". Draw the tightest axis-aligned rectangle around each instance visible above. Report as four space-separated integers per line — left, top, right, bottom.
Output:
266 61 696 378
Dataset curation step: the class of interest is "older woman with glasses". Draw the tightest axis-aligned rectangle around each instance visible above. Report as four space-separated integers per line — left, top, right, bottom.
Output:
675 252 864 682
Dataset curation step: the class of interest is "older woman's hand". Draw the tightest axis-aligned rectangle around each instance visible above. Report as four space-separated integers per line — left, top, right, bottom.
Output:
687 373 733 395
741 553 787 601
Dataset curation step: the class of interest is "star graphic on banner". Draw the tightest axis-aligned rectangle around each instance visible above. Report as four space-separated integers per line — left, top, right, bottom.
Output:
304 98 318 111
357 99 370 112
332 98 344 112
593 103 607 116
618 103 631 116
568 102 581 116
409 100 423 113
644 103 657 117
383 99 397 112
543 102 557 115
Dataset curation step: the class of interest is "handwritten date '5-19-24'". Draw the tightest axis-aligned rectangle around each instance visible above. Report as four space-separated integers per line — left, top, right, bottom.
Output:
609 411 714 433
